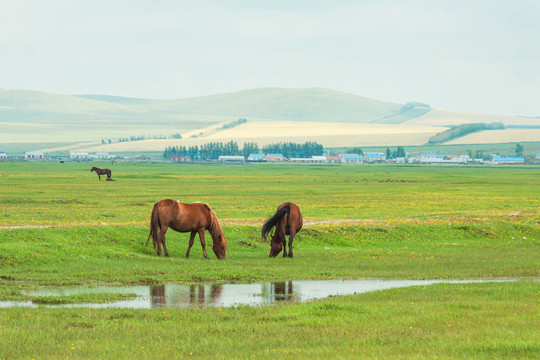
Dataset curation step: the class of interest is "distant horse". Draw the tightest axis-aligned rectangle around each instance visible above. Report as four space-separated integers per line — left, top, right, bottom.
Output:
90 167 111 180
262 202 303 258
146 200 227 259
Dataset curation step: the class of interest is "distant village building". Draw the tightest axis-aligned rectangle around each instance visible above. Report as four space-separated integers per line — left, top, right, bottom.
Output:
325 156 340 163
339 154 363 164
490 155 524 165
419 153 469 164
218 155 245 163
25 151 44 160
248 154 266 162
265 153 284 162
70 152 89 159
419 153 445 164
408 156 419 163
364 152 386 163
133 155 151 161
444 155 470 164
289 156 327 163
395 157 406 164
0 151 7 160
95 152 115 159
169 154 191 163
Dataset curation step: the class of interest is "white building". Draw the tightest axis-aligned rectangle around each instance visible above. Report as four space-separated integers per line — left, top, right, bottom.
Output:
419 153 469 164
0 152 7 160
289 156 327 163
364 153 386 163
419 153 446 164
339 154 363 164
218 155 245 163
96 152 116 159
25 151 44 160
490 155 524 165
248 154 265 162
70 152 89 159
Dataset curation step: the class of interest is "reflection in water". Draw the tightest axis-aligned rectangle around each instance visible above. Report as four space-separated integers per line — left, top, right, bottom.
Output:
149 282 298 307
271 281 294 302
186 284 224 307
1 279 515 309
151 285 166 307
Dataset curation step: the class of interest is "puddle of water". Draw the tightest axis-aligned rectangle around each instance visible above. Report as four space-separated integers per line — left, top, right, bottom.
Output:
0 279 514 309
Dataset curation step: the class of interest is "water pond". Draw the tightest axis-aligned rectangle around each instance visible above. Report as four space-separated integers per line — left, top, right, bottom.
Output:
1 279 512 309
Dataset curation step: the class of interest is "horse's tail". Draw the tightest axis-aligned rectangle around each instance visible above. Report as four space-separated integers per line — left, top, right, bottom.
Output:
262 205 290 240
146 203 160 250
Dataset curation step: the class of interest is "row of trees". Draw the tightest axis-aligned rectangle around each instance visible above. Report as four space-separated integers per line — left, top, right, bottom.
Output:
163 141 323 159
102 133 182 145
261 142 323 158
428 122 505 145
221 118 247 130
386 146 406 159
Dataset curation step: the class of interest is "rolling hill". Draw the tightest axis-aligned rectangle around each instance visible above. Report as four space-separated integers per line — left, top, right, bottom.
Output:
1 87 538 151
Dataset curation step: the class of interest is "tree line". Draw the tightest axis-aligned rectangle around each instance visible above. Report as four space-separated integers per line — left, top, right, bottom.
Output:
428 123 505 145
163 141 323 159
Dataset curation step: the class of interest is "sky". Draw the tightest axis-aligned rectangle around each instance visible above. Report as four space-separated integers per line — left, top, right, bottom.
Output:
1 0 539 116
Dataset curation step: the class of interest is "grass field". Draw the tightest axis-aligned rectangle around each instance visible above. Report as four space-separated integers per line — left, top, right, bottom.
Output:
0 163 539 358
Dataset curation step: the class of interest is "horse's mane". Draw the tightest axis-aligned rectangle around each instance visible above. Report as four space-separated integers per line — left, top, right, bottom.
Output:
203 203 225 244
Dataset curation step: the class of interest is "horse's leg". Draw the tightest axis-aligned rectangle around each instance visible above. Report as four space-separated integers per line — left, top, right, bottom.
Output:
198 229 210 259
98 174 101 180
157 226 168 257
288 231 296 258
185 231 197 258
282 233 288 258
161 231 170 257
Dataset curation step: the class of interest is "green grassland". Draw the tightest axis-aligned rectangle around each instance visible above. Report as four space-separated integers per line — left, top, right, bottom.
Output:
0 163 539 359
1 162 539 226
1 281 538 359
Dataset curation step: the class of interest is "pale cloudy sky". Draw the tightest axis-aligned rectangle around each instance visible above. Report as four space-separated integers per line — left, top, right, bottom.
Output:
1 0 539 116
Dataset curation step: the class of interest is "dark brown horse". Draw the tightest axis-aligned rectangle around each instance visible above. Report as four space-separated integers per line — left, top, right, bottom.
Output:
146 200 227 259
262 202 303 258
90 167 111 180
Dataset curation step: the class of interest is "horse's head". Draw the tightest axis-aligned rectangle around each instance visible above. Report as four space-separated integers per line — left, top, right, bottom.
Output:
269 238 283 258
90 167 96 172
212 234 227 259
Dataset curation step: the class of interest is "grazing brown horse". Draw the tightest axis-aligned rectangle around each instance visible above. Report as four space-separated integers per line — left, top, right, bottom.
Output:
90 167 111 180
146 199 227 259
262 202 303 258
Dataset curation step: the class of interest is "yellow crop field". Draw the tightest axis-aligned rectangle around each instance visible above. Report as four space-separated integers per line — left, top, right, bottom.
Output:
445 129 540 145
70 122 445 152
404 109 537 127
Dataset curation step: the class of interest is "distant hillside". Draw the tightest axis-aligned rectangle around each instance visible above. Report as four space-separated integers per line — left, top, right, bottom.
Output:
0 87 405 144
75 88 403 123
1 87 537 146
